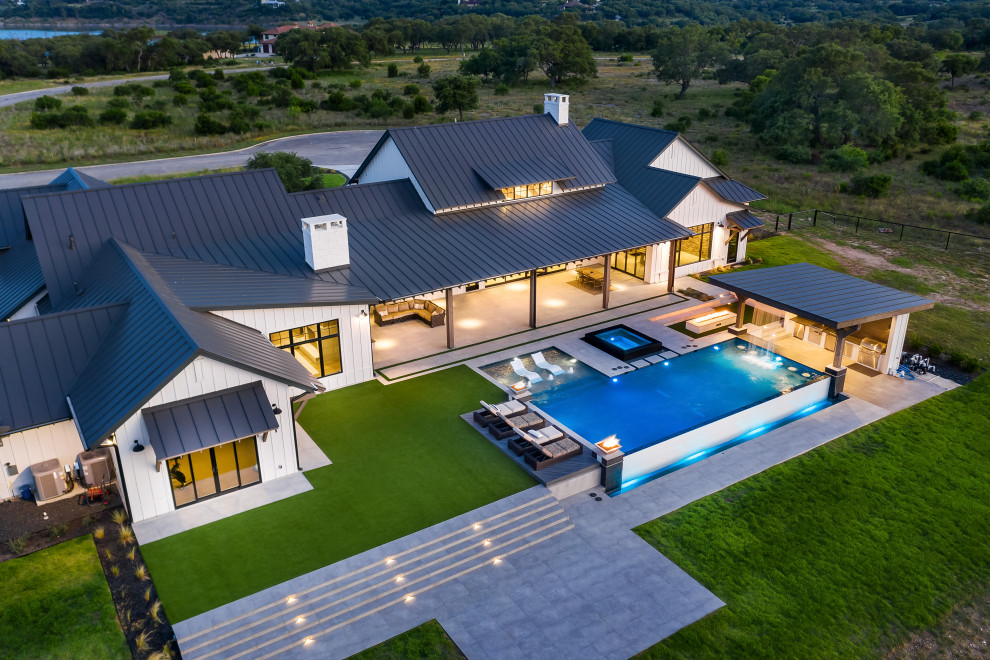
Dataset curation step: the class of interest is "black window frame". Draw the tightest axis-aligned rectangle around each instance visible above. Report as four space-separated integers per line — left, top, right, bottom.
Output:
270 320 343 378
676 223 714 267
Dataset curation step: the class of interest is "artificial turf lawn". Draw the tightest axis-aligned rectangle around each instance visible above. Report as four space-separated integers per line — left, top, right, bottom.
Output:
0 536 129 660
346 619 465 659
635 372 990 658
142 366 536 623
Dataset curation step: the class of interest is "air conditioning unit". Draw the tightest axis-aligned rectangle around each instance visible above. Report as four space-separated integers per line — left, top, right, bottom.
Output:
30 458 68 501
77 449 114 487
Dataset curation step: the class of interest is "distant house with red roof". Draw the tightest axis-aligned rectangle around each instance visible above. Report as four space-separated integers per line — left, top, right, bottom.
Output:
257 22 337 54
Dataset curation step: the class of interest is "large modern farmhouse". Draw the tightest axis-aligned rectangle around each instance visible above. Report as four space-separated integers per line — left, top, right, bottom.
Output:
1 94 866 525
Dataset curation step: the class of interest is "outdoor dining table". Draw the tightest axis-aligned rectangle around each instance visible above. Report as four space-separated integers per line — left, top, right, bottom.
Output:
576 266 606 290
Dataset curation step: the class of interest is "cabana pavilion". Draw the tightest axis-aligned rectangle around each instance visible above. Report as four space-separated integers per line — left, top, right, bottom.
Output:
709 263 935 396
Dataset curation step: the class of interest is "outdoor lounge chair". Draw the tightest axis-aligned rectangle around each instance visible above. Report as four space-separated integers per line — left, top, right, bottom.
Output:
510 358 542 385
473 399 527 427
531 351 565 377
523 437 582 471
489 412 545 440
519 425 564 446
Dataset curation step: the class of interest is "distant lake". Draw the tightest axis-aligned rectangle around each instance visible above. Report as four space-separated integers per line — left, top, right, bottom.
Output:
0 29 101 40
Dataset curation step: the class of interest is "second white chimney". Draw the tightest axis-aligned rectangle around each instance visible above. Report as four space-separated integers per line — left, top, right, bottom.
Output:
544 93 569 125
302 214 349 272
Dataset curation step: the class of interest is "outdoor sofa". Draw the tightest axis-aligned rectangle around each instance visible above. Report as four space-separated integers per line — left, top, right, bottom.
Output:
373 299 445 327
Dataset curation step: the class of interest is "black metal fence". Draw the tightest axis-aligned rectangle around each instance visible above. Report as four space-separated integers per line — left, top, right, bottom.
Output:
772 209 990 251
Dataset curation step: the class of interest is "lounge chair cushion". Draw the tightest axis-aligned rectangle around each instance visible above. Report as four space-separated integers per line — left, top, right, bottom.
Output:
527 427 563 445
540 441 571 458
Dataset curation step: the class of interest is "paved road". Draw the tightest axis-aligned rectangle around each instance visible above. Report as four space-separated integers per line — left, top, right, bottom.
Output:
0 66 275 108
0 130 384 189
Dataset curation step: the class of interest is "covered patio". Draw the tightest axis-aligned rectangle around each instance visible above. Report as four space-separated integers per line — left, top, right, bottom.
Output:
371 256 678 369
709 263 935 397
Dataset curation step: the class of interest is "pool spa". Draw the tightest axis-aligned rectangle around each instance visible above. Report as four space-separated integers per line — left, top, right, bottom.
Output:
484 340 830 491
582 325 665 361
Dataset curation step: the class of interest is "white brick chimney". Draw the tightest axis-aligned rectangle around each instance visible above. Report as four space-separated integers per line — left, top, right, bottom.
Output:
301 214 349 272
544 93 569 125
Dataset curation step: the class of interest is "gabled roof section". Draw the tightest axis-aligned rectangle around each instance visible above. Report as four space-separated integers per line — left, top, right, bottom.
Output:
709 263 935 329
0 304 125 434
354 114 615 211
140 251 378 310
48 167 111 192
292 179 692 301
617 167 702 221
582 118 679 181
472 157 575 191
142 381 277 461
55 239 319 448
0 240 45 320
0 183 65 247
588 139 614 174
704 177 767 204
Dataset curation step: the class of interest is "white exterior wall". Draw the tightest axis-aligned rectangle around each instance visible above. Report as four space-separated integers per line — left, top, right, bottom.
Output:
0 420 85 501
649 138 721 178
666 185 744 275
357 137 435 212
212 304 374 391
6 289 46 321
113 357 304 524
881 314 910 374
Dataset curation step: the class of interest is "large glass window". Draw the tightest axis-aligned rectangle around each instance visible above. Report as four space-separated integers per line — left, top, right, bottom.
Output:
270 320 342 378
500 181 553 200
611 248 647 279
167 438 261 509
676 223 714 267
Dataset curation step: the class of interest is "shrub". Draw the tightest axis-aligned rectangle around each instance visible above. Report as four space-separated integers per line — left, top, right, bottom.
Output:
413 55 424 64
129 111 172 129
966 202 990 224
119 525 135 545
34 95 62 111
697 107 712 120
173 80 195 94
928 342 946 358
822 145 869 172
111 510 128 525
775 145 813 164
115 83 154 99
213 68 225 81
70 86 89 96
48 523 68 539
533 103 543 114
711 149 728 167
402 84 420 96
848 173 892 198
99 106 128 125
173 93 188 106
494 83 509 96
289 71 305 89
387 63 399 78
29 112 64 129
366 98 393 119
62 105 95 127
957 177 990 202
321 90 356 111
106 97 129 110
194 113 228 135
402 102 415 119
413 94 432 113
348 79 362 89
664 116 692 132
168 67 187 83
618 53 633 62
417 62 431 78
650 98 664 118
6 535 27 555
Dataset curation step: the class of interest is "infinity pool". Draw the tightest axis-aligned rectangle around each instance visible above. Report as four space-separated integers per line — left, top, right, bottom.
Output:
530 339 826 453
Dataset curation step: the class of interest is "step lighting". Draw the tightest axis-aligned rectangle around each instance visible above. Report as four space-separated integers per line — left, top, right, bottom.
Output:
295 616 305 624
483 539 491 546
473 523 481 530
405 594 415 602
492 556 502 564
286 596 296 605
395 575 404 583
385 557 394 565
303 637 314 646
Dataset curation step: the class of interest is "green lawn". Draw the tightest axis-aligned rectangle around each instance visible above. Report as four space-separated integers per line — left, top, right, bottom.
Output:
142 366 535 623
0 536 129 660
346 619 465 659
742 234 847 272
635 373 990 658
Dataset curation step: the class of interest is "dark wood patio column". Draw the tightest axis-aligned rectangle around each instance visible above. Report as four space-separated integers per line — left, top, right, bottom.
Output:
602 255 612 309
529 269 537 329
666 241 678 293
728 296 748 336
445 288 454 349
826 325 858 398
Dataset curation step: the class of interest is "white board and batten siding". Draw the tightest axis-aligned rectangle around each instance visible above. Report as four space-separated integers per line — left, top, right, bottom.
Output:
649 138 722 178
0 420 85 501
357 137 435 212
668 184 747 275
113 357 304 523
212 304 374 391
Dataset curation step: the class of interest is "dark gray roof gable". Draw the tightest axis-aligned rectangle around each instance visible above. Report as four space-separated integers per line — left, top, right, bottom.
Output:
1 184 65 247
0 240 45 320
0 304 126 434
142 381 277 461
704 177 767 204
48 167 111 192
708 263 934 329
355 114 616 210
725 209 764 230
582 118 679 181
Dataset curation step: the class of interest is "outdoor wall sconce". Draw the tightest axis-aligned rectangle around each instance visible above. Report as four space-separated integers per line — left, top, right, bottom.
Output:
272 403 283 416
359 309 369 318
132 439 145 453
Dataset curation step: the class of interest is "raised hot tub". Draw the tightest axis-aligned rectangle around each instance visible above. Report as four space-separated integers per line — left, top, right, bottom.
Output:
581 324 665 361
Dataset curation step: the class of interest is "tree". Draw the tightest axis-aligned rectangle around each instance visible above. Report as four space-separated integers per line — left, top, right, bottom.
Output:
941 53 979 87
531 24 597 87
651 25 729 98
275 27 370 73
432 75 479 121
246 152 322 193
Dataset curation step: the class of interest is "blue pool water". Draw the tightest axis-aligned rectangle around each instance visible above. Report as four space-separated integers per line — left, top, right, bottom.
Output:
591 327 650 351
0 29 101 40
530 339 826 452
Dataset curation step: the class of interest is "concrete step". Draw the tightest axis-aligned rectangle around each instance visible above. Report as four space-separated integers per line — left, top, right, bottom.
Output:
180 492 571 660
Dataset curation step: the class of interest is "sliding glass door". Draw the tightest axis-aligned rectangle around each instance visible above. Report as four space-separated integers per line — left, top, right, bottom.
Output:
167 437 261 509
610 248 647 279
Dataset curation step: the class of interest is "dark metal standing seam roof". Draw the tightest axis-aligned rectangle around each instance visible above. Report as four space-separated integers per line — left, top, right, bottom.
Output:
48 168 111 191
55 239 319 449
291 179 694 301
703 177 767 203
582 118 679 181
725 210 765 230
587 139 614 174
613 166 703 222
0 304 126 433
142 381 277 461
472 157 575 191
356 114 616 210
708 263 935 329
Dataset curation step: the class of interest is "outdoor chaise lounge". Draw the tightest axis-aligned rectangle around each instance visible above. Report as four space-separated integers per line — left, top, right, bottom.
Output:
473 399 527 427
524 437 582 471
489 412 545 440
510 358 543 385
531 351 565 377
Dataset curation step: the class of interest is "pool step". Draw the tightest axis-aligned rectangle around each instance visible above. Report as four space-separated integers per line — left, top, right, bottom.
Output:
178 492 571 660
